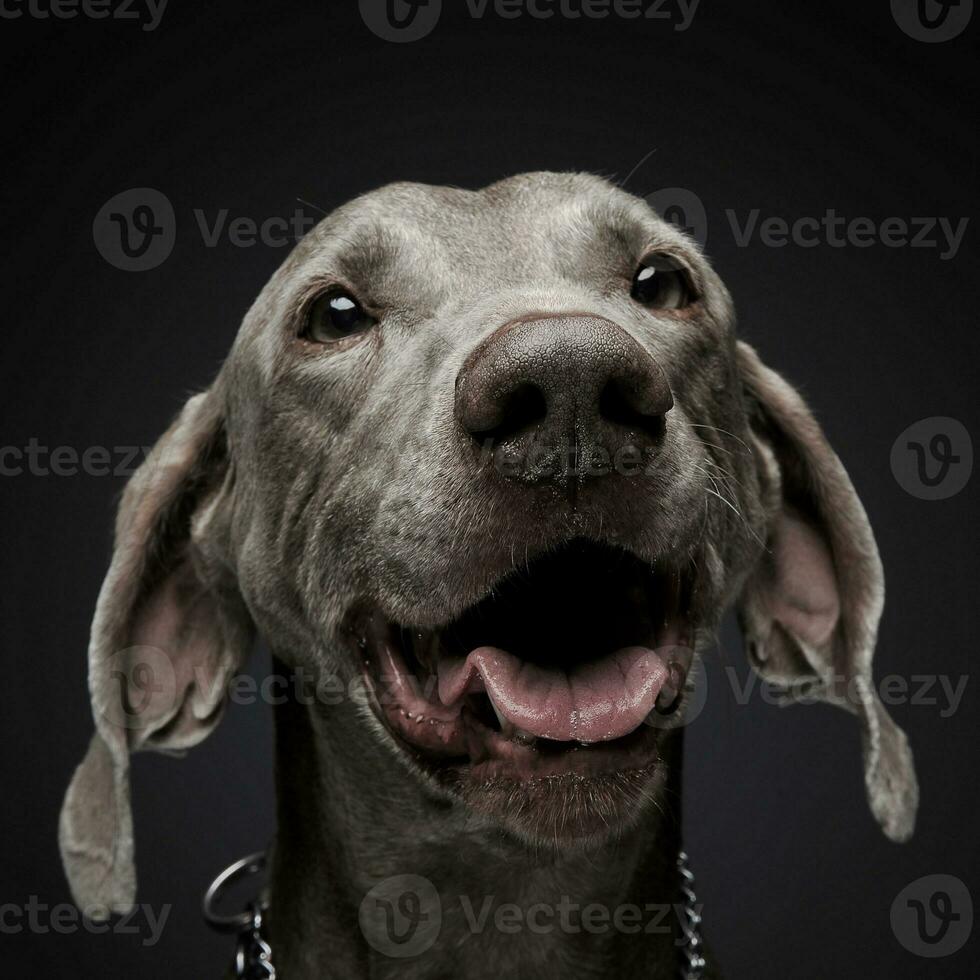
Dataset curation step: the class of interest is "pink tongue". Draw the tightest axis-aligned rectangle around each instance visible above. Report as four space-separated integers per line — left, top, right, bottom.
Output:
437 646 669 743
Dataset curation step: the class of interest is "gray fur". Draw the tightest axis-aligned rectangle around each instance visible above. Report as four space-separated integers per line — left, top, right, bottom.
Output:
59 172 917 977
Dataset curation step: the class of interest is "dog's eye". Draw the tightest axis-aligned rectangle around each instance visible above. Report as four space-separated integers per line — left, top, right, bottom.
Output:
303 291 376 343
631 255 695 310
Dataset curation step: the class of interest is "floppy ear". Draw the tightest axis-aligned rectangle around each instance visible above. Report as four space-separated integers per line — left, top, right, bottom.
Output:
735 342 917 842
59 388 254 916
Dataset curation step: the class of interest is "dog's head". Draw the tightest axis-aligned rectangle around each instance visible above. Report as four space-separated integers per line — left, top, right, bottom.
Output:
60 173 917 915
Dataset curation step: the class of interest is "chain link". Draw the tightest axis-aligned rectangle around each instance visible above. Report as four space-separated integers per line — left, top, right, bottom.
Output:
677 850 706 979
203 852 276 979
234 903 276 980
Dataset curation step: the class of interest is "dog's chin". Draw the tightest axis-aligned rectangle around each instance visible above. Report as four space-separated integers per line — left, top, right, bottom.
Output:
351 538 697 843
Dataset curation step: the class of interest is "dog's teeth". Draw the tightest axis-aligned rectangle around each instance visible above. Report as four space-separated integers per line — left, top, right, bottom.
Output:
655 662 685 714
514 729 537 747
489 698 516 737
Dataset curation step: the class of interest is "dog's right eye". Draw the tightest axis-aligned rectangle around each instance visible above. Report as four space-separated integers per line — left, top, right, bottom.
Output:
303 291 376 343
631 254 696 310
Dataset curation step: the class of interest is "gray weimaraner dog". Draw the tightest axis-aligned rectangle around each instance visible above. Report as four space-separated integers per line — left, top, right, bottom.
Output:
60 172 917 978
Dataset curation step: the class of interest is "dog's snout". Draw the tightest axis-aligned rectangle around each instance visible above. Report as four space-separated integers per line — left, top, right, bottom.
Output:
455 315 673 486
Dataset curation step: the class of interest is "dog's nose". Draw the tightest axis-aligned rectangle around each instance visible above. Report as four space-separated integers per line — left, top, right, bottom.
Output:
455 314 672 487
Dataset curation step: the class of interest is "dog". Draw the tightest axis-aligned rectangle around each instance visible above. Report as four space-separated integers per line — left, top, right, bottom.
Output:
59 172 918 978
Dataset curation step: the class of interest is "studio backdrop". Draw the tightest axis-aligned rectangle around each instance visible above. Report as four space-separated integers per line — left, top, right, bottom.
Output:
1 1 977 977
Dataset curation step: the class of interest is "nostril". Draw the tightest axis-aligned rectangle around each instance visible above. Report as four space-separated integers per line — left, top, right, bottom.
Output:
599 375 670 442
467 382 548 443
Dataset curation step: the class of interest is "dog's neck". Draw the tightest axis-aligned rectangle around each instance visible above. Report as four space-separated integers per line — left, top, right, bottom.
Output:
266 663 692 980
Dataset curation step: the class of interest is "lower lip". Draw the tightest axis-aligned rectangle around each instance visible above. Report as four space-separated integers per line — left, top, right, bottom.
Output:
356 629 686 782
418 704 664 781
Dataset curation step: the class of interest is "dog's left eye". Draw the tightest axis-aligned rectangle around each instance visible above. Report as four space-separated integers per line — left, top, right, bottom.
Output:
303 291 376 343
631 255 695 310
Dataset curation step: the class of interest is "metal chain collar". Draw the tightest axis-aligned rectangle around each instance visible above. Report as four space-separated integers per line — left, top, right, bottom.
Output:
203 852 275 979
677 849 707 979
204 849 705 980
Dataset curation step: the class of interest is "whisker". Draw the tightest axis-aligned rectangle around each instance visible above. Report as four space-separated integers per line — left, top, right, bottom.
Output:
691 462 768 550
689 423 752 455
699 455 750 492
618 147 659 189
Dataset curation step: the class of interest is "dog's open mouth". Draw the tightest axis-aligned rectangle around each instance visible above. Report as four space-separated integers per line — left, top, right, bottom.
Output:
355 540 695 785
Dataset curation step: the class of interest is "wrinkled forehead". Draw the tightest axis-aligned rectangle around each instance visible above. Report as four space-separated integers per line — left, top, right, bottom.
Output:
281 173 696 306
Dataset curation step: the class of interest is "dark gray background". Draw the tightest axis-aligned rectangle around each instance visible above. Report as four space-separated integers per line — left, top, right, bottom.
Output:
2 0 977 976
